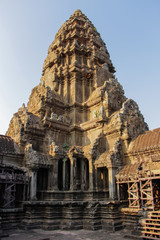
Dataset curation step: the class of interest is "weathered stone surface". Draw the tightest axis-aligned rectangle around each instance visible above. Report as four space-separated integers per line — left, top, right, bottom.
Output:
5 9 149 199
1 9 155 235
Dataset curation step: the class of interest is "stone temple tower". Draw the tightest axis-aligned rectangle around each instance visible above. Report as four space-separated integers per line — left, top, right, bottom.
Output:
6 9 148 229
27 9 117 147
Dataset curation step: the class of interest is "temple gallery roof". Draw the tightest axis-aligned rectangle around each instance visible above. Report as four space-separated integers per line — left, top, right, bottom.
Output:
0 135 17 154
116 162 140 180
129 128 160 153
116 161 160 181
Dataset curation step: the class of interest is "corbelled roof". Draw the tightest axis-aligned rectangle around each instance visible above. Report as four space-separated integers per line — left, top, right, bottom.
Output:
130 128 160 153
116 161 160 181
116 162 140 180
0 135 17 154
94 151 111 168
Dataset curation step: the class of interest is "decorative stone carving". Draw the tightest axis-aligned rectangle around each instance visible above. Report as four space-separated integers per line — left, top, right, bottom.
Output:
25 143 51 167
110 139 122 166
42 80 45 87
50 112 58 120
102 63 109 71
65 115 71 124
49 140 59 154
57 115 64 122
93 110 97 119
99 106 106 119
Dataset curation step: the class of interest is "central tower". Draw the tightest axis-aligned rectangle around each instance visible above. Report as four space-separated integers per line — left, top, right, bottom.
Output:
42 10 115 104
27 9 117 146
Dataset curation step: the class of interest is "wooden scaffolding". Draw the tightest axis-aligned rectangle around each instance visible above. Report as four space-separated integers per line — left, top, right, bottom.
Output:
116 165 160 211
0 165 29 208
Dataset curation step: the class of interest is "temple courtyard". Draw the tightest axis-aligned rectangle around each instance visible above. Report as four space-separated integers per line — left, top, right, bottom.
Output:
1 228 140 240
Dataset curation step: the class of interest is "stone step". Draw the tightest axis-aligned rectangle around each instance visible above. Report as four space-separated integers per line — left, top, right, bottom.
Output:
1 210 24 230
42 225 60 230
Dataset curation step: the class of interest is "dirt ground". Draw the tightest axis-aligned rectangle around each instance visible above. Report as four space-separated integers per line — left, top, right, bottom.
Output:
0 228 141 240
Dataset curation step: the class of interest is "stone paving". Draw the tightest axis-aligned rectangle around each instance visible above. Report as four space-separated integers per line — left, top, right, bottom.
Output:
0 228 140 240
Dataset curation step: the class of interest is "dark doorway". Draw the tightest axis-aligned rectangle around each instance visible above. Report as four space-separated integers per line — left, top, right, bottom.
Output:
82 159 89 190
119 183 128 200
153 179 160 210
37 168 48 191
76 158 81 190
65 159 70 190
97 167 108 190
58 159 70 190
58 159 63 190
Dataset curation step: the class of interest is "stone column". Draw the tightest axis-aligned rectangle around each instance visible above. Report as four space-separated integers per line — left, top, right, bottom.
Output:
89 160 93 191
70 75 76 104
117 182 120 201
81 159 85 190
48 166 52 190
53 160 58 190
95 167 98 191
70 157 73 191
82 77 87 123
63 158 67 190
89 78 92 96
30 169 37 200
82 78 85 102
73 157 77 190
108 167 117 200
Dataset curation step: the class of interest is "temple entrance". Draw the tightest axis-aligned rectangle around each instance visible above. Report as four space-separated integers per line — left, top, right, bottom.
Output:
58 158 89 191
82 158 89 190
76 158 81 190
58 160 63 190
37 168 48 191
75 158 89 190
97 167 108 190
58 158 70 190
119 183 128 200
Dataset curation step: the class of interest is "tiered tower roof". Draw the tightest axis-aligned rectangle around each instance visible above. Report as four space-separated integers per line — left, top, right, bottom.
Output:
42 9 115 104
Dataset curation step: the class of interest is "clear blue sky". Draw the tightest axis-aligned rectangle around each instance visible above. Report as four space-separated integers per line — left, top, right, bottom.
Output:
0 0 160 134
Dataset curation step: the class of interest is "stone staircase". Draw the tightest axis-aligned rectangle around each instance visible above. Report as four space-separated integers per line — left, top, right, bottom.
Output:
0 208 24 230
142 211 160 239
